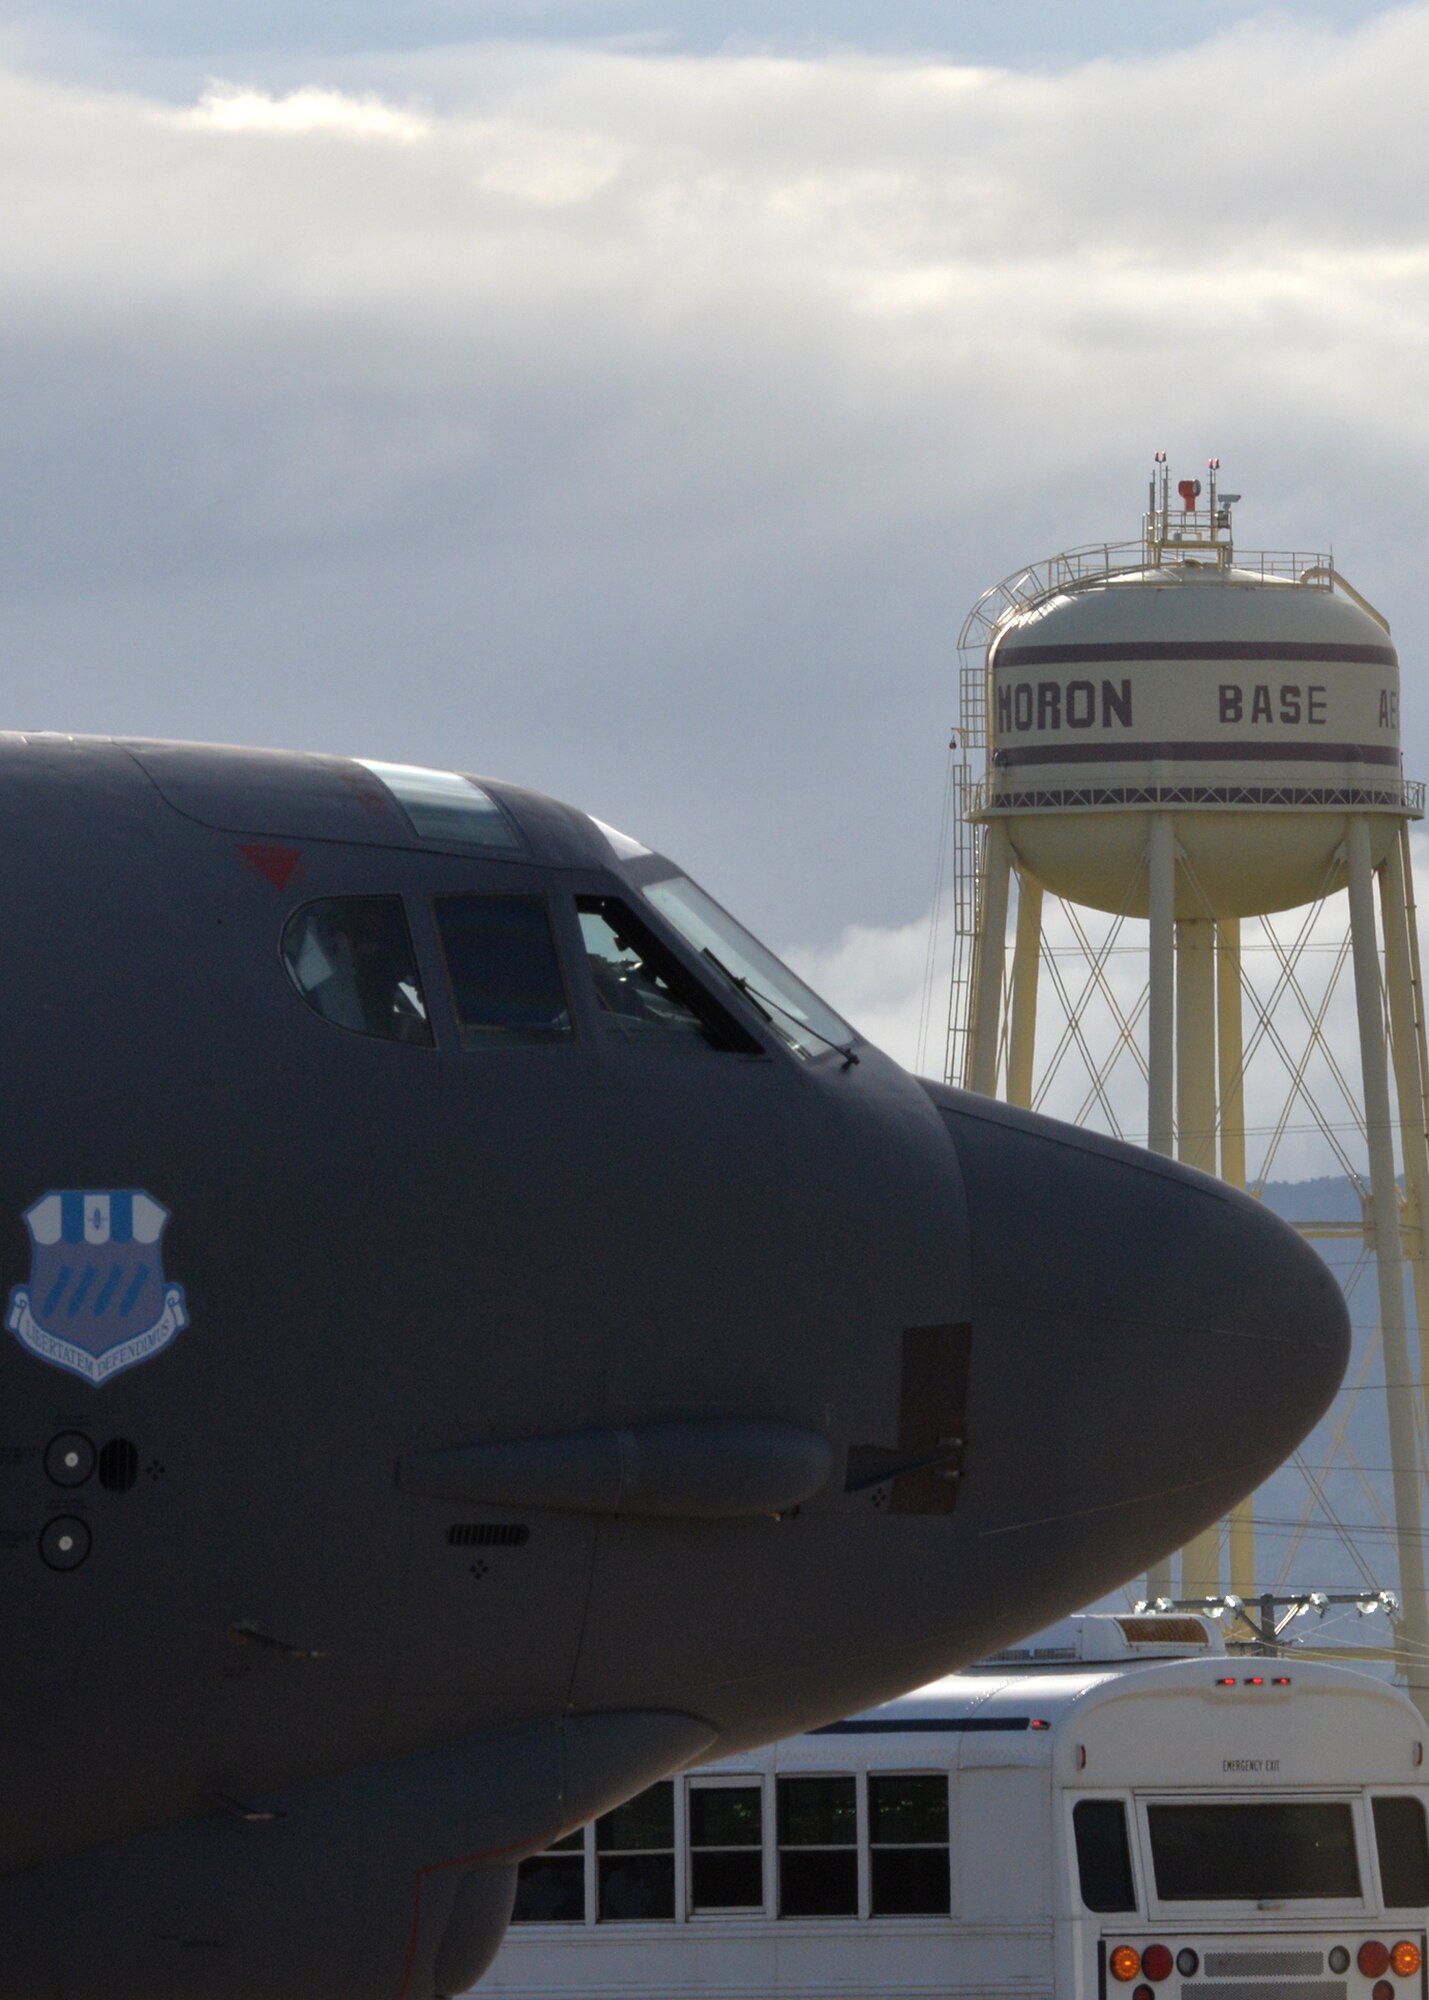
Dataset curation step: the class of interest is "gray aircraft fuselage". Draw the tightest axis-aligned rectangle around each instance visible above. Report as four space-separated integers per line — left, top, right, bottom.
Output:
0 736 1348 1999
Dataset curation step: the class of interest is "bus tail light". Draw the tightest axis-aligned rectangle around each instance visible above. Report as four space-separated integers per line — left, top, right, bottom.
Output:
1359 1940 1391 1977
1109 1945 1141 1982
1328 1946 1351 1973
1373 1982 1394 2000
1392 1940 1422 1976
1175 1948 1200 1976
1141 1943 1172 1981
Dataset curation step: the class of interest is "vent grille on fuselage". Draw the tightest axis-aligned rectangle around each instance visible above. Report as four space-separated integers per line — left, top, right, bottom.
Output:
446 1522 530 1548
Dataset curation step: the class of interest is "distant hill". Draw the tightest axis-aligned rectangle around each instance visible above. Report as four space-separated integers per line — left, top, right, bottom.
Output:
1082 1171 1404 1683
1263 1174 1366 1225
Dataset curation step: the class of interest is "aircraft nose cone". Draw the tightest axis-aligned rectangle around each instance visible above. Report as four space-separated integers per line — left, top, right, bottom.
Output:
932 1090 1349 1599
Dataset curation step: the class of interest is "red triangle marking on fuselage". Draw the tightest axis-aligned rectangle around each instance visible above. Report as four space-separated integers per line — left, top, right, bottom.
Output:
238 842 305 891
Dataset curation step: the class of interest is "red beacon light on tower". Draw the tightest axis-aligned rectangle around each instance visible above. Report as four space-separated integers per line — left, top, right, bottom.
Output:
1144 451 1234 559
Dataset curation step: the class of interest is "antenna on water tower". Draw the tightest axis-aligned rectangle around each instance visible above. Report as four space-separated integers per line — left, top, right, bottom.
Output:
946 459 1429 1711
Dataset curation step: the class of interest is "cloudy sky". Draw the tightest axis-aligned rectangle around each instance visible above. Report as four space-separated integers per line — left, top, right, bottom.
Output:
1 0 1425 1083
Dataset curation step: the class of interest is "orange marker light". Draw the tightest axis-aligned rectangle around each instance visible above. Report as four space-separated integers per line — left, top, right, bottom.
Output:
1110 1946 1141 1982
1392 1940 1421 1977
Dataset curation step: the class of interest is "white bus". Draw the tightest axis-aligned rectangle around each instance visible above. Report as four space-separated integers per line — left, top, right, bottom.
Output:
480 1615 1429 2000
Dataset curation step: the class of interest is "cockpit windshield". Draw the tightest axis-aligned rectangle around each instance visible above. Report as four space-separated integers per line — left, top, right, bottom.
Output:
642 876 856 1063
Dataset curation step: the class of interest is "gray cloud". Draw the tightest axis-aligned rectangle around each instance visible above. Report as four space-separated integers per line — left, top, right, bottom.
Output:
0 13 1426 945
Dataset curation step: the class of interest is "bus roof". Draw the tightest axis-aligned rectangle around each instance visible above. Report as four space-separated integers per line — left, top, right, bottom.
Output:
746 1656 1426 1789
825 1654 1416 1730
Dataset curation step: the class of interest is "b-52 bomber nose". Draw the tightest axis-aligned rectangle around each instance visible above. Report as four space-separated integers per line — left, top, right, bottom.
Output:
0 737 1353 2000
927 1085 1350 1636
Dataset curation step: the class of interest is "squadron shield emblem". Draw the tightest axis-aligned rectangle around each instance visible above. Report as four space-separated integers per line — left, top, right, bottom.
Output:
7 1192 188 1385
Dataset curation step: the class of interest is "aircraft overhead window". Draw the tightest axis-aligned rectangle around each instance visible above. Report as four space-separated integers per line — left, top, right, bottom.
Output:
282 898 433 1046
869 1774 949 1916
433 896 573 1047
512 1827 585 1924
358 760 522 850
777 1775 857 1917
576 897 761 1054
596 1782 675 1921
642 875 856 1063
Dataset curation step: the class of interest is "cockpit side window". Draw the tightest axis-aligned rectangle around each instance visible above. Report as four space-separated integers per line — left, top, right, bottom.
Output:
434 895 573 1048
282 897 433 1046
576 897 762 1054
642 875 855 1063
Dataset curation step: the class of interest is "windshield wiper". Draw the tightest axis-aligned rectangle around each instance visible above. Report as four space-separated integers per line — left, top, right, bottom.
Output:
700 948 859 1068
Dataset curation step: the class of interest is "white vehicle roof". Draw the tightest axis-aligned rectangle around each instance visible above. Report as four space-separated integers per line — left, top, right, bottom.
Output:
788 1658 1426 1789
977 1609 1226 1665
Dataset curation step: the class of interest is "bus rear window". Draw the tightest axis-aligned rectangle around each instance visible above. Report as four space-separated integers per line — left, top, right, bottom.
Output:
1147 1802 1361 1902
1374 1796 1429 1908
1073 1800 1136 1913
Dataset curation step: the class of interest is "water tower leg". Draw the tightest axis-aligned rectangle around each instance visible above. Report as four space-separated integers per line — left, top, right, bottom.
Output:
1147 815 1176 1158
1176 920 1217 1175
1006 870 1043 1110
1380 827 1429 1392
1217 918 1256 1601
1145 815 1178 1602
967 820 1012 1096
1347 815 1429 1717
1177 916 1221 1601
1216 919 1247 1189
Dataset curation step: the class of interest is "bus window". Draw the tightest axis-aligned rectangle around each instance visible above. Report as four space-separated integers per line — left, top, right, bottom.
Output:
512 1827 584 1923
1374 1796 1429 1907
869 1774 949 1916
433 896 572 1047
1073 1800 1136 1913
282 897 433 1046
1146 1802 1361 1902
778 1776 857 1917
689 1782 764 1913
596 1783 675 1921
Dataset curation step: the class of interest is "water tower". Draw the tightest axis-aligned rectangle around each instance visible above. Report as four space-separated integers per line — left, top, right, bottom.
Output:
947 458 1429 1711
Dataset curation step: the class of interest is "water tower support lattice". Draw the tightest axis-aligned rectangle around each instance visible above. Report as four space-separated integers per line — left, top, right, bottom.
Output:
948 461 1429 1714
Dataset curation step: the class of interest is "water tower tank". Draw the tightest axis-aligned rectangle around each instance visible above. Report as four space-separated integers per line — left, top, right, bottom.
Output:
978 472 1405 919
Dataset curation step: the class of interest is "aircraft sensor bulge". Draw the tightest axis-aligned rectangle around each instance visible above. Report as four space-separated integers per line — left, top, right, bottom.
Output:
0 735 1349 2000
